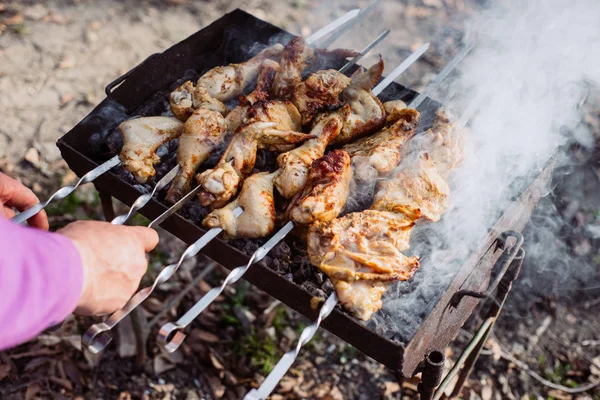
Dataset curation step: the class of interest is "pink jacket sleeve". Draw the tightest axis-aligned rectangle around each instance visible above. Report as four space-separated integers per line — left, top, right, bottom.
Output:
0 217 83 350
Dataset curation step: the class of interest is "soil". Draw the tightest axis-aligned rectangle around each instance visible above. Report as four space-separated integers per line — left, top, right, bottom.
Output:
0 1 599 400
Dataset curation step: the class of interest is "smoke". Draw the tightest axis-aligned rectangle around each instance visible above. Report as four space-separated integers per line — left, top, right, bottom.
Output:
371 0 600 341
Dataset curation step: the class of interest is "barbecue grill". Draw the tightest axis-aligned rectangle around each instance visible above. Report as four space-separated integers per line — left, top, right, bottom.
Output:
52 9 555 399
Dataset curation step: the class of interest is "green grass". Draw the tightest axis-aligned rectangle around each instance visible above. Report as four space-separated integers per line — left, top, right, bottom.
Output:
46 192 83 216
234 327 279 375
540 358 578 388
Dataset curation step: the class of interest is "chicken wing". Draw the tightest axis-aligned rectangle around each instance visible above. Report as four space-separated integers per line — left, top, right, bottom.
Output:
331 56 386 144
344 108 420 181
170 82 230 121
165 108 228 203
203 171 277 239
274 105 349 199
291 69 352 125
196 100 309 208
119 117 184 183
372 152 450 222
286 149 352 225
197 44 284 102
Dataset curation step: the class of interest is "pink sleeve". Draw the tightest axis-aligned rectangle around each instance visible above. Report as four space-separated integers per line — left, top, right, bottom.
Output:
0 217 83 350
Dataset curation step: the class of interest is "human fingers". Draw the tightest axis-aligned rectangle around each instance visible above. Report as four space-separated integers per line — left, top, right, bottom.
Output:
126 225 160 252
0 173 49 230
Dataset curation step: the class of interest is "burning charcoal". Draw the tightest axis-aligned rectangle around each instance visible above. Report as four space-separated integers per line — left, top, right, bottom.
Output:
283 273 294 282
271 242 290 259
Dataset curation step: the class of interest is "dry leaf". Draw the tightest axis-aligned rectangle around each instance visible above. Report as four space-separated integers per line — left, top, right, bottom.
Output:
0 364 10 381
38 334 61 346
384 381 401 396
58 56 76 69
117 316 137 358
87 20 102 30
591 356 600 377
278 376 296 393
49 376 74 391
25 383 41 400
4 13 24 25
198 280 212 294
192 329 219 343
327 386 344 400
207 375 225 399
209 351 224 370
153 354 175 375
60 93 73 107
486 337 503 361
24 147 41 167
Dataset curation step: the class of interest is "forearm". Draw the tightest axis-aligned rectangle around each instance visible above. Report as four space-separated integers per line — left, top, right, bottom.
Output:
0 218 83 350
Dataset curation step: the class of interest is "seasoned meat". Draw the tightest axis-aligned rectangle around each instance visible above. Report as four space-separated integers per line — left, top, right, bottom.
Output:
286 150 352 225
203 171 277 239
372 152 450 222
416 110 464 176
307 210 419 320
196 44 283 102
344 108 420 181
165 108 228 203
332 56 386 144
196 100 310 208
119 117 184 183
291 69 352 125
274 106 349 199
170 82 230 121
272 37 314 99
383 99 407 126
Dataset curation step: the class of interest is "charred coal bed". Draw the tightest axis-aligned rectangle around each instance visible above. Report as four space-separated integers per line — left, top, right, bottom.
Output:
58 9 552 377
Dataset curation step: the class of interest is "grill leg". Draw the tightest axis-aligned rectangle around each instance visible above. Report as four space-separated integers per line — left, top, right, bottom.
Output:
418 350 446 400
446 255 524 399
96 188 116 221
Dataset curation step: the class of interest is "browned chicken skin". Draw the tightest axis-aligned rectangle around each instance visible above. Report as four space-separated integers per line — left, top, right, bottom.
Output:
308 111 466 321
372 152 450 222
203 171 278 239
119 117 184 183
286 149 353 225
274 105 349 199
169 44 284 121
332 56 386 145
383 99 408 126
165 108 228 203
196 100 310 208
344 108 420 182
291 69 352 125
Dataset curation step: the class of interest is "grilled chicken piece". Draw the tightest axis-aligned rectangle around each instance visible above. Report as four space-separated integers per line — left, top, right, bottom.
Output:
331 56 386 144
272 37 313 99
203 171 277 239
273 37 358 100
274 106 349 199
331 280 387 322
169 45 283 121
170 82 230 121
372 152 450 222
417 111 464 176
197 44 284 102
119 117 184 183
344 108 420 181
307 210 419 320
196 100 309 208
383 100 408 126
286 150 352 225
165 108 228 203
292 69 352 125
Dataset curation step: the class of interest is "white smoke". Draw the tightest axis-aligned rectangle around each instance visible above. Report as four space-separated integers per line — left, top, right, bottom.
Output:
372 0 600 340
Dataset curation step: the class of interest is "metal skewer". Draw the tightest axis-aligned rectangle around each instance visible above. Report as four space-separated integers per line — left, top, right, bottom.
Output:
244 44 478 400
11 10 363 227
155 42 431 354
339 29 390 74
80 9 376 354
11 155 122 225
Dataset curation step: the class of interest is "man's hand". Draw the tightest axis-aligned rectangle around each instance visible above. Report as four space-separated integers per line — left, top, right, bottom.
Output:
0 173 48 230
59 221 159 316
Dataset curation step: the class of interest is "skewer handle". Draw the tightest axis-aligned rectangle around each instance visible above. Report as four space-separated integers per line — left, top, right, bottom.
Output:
82 207 242 353
157 221 295 353
11 155 121 225
244 293 339 400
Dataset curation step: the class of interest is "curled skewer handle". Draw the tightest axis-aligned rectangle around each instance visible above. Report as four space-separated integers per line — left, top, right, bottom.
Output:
157 221 295 353
12 155 121 225
81 206 243 353
244 293 339 400
111 165 180 225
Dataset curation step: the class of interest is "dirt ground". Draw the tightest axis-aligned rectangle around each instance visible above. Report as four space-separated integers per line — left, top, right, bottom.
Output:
0 0 599 399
